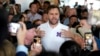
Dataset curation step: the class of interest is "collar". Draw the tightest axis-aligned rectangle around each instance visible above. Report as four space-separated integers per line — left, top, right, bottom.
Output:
46 21 61 29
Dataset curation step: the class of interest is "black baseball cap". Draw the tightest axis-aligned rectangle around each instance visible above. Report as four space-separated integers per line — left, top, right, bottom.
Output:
24 21 36 29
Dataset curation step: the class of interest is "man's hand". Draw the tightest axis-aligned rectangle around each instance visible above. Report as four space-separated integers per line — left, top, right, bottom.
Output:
36 28 45 37
61 29 74 38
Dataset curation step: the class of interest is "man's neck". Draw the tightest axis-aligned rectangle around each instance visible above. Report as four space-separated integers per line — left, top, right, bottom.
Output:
31 12 36 16
49 23 58 29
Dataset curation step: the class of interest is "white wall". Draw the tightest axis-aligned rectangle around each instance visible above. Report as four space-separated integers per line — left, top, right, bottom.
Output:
15 0 100 11
60 0 100 10
15 0 33 12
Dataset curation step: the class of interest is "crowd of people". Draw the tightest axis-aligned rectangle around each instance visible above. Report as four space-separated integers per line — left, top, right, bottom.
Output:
0 0 100 56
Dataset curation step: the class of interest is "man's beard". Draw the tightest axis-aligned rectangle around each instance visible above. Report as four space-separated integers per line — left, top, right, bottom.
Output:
49 19 58 25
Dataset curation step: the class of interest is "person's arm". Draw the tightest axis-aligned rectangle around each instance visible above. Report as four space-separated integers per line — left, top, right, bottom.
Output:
16 45 28 56
61 29 85 49
13 5 17 15
16 22 28 56
72 34 85 49
92 37 98 51
36 28 45 37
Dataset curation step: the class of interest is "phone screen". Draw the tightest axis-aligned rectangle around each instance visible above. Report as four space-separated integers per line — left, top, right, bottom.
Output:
9 23 20 34
33 36 41 43
84 32 93 51
85 32 92 40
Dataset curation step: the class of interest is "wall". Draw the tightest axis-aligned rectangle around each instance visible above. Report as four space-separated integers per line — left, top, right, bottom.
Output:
15 0 33 12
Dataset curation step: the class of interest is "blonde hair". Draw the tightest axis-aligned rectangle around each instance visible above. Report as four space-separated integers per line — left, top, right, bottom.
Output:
0 40 15 56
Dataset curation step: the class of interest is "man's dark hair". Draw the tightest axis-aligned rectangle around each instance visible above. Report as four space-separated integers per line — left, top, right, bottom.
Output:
24 9 30 14
29 2 37 8
47 5 60 13
11 14 21 22
44 1 50 5
81 9 88 13
88 50 100 56
37 51 61 56
42 11 48 15
34 0 41 5
80 17 88 20
69 15 78 19
60 41 81 56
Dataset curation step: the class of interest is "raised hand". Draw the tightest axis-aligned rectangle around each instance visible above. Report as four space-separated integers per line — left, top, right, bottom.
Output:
17 22 27 45
36 28 45 37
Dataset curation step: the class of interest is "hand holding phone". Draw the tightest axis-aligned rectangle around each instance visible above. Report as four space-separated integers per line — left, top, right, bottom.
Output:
30 37 42 56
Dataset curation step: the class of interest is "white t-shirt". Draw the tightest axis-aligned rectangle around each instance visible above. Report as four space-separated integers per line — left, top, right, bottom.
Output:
27 13 42 22
38 22 71 52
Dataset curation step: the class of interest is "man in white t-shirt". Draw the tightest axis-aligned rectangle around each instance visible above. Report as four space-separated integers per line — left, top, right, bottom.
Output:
27 2 42 22
37 5 84 52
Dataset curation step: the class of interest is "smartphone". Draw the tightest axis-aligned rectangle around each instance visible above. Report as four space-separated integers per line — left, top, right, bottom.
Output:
84 32 93 51
9 23 21 34
34 36 41 43
33 36 41 48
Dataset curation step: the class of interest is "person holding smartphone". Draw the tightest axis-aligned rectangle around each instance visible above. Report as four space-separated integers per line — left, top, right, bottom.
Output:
77 17 98 51
24 21 42 56
16 22 42 56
